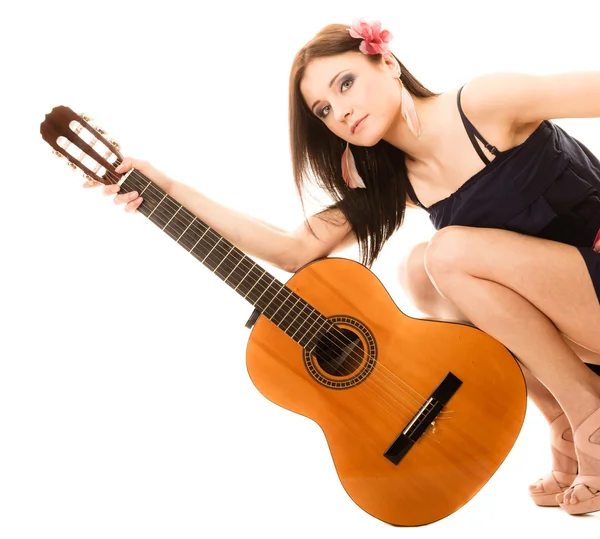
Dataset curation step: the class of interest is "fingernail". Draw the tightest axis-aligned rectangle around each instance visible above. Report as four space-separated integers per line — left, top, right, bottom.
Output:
115 163 125 172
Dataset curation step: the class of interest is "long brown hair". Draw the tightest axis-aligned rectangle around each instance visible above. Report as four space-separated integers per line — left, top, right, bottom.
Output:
289 23 438 268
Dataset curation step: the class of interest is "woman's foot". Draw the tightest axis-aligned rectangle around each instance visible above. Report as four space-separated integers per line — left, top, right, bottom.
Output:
529 412 578 507
557 407 600 515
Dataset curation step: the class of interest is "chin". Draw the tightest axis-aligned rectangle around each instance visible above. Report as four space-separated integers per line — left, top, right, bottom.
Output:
356 132 384 148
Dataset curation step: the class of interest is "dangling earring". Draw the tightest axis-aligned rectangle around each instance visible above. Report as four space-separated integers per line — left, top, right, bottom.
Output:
341 142 366 189
399 75 422 138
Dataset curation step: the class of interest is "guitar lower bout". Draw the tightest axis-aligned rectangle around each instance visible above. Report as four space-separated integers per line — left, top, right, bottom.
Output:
245 257 526 526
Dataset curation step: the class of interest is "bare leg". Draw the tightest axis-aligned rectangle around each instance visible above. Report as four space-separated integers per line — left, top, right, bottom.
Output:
422 227 600 512
398 241 578 503
520 366 578 501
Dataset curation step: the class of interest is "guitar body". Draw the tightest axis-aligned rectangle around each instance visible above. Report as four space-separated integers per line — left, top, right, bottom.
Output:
246 257 526 526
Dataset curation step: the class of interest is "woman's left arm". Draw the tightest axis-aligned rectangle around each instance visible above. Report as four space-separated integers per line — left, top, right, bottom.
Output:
463 71 600 125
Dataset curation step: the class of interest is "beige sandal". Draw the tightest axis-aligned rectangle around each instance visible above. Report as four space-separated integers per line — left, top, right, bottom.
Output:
529 412 578 507
558 408 600 515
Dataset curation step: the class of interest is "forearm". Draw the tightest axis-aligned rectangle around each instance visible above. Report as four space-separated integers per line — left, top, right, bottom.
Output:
167 180 299 272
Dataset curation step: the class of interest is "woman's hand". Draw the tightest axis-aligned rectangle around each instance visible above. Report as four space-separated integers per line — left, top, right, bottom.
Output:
82 158 174 213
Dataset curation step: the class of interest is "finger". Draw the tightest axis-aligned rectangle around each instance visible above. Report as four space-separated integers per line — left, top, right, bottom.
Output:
115 157 133 174
82 179 102 188
115 191 139 205
125 197 143 213
103 183 121 196
115 157 149 174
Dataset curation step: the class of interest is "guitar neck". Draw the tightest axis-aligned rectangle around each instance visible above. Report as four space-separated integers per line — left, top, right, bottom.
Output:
120 170 329 348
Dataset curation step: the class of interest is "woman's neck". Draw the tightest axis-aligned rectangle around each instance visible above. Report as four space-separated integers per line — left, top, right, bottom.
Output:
383 92 448 165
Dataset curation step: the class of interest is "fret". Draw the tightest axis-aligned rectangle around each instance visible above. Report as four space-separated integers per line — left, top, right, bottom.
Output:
176 216 197 241
268 291 297 328
262 285 290 321
189 227 210 253
279 296 304 333
241 267 266 297
148 192 169 218
167 212 197 246
201 236 222 263
214 249 244 283
143 196 172 229
139 180 153 196
162 204 182 230
118 171 327 348
226 256 250 285
286 304 313 339
232 261 258 294
291 307 318 340
213 245 235 272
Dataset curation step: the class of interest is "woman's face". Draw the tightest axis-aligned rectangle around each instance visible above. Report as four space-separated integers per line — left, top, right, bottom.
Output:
300 51 402 147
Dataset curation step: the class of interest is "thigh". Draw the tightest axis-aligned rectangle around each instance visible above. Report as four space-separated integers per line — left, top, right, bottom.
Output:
424 226 600 353
562 334 600 365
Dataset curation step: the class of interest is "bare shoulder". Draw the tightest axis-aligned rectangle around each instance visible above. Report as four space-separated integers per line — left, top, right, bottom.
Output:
456 73 543 147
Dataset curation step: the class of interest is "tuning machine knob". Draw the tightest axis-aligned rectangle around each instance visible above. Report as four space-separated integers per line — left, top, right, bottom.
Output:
108 138 121 150
67 161 77 171
93 125 107 136
79 113 93 123
52 149 65 159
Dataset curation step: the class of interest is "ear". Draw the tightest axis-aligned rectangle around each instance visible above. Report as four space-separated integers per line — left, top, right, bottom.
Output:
383 55 401 78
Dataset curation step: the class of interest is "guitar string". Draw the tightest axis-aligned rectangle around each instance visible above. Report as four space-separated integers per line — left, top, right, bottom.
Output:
64 130 450 417
81 160 451 431
102 166 453 424
110 166 453 425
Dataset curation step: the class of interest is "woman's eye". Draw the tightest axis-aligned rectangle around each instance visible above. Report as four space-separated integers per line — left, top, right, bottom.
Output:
319 105 331 118
341 78 353 92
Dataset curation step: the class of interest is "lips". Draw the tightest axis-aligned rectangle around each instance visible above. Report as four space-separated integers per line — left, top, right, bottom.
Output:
351 116 367 134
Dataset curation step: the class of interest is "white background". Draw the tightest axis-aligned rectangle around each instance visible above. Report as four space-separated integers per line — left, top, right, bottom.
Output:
2 0 600 537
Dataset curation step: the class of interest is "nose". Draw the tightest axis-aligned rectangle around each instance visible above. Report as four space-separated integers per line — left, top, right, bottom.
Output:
333 103 352 124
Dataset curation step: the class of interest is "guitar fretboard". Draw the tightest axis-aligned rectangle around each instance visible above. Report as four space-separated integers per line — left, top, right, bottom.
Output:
120 171 333 349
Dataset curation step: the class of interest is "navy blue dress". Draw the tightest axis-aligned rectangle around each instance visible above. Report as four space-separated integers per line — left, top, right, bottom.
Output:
405 84 600 306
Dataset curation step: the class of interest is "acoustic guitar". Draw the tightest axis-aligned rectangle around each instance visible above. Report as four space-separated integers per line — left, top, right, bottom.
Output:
40 106 527 527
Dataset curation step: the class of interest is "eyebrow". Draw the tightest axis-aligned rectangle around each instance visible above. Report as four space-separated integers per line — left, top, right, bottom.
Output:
310 69 348 114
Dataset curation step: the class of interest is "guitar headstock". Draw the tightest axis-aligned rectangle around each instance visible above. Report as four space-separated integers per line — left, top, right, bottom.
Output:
40 106 123 185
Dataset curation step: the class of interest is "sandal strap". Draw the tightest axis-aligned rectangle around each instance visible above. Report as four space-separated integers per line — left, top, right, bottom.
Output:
570 474 600 491
574 408 600 459
550 412 574 456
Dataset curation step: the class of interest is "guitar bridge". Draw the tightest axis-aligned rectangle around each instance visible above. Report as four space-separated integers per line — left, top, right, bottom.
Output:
383 372 462 465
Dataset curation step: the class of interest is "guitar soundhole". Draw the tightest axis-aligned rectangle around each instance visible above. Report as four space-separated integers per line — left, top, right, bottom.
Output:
303 316 377 389
313 327 364 376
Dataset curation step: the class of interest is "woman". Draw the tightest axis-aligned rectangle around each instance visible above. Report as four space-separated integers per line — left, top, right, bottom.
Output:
86 19 600 514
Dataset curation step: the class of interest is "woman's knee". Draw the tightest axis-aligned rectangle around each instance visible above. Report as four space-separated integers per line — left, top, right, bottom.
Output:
398 241 471 322
398 241 440 312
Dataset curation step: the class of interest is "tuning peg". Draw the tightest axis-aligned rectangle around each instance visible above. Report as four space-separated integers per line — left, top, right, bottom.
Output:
93 125 107 136
52 149 65 159
79 113 93 123
82 173 95 185
108 139 121 150
67 161 77 171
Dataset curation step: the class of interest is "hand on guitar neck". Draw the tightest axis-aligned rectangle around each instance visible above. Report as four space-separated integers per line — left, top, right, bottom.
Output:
82 157 172 214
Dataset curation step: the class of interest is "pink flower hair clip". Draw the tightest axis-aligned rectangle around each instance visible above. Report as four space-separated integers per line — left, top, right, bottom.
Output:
347 19 394 59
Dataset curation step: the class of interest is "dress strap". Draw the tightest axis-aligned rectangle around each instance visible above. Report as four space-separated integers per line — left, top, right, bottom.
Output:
457 84 499 165
404 178 425 209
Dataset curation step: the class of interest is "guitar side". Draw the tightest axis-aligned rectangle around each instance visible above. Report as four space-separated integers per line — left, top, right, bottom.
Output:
245 257 527 526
